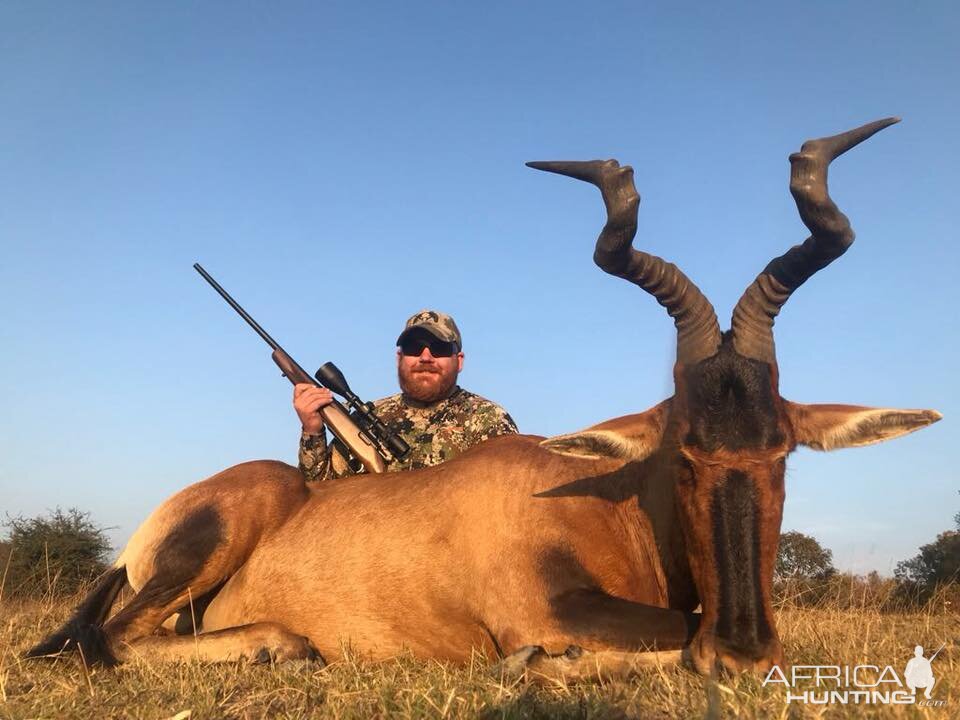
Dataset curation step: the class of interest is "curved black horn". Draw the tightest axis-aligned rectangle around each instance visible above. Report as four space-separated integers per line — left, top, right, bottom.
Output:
731 118 900 363
527 159 721 364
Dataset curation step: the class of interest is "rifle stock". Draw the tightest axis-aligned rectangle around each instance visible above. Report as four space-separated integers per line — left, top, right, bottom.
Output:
271 349 386 474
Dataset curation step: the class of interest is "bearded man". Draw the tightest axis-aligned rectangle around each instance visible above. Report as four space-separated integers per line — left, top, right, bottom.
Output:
294 310 518 481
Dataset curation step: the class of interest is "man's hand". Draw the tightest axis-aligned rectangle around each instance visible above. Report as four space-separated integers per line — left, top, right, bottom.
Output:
293 383 334 435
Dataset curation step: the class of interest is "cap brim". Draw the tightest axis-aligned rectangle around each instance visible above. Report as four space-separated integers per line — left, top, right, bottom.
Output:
397 325 454 347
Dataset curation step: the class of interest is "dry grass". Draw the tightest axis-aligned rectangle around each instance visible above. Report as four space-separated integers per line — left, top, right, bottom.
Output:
1 591 956 719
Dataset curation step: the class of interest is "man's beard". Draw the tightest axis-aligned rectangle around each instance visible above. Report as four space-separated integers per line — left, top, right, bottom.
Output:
398 365 458 403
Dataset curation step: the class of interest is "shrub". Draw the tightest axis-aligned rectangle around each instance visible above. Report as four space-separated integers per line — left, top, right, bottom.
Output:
893 505 960 606
894 530 960 602
776 530 836 581
2 508 112 598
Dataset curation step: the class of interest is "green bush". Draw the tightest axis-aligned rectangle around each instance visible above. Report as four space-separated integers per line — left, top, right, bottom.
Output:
2 508 112 598
892 506 960 606
895 530 960 603
776 530 836 581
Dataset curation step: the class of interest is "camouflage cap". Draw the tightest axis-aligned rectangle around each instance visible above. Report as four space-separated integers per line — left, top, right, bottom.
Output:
397 309 462 350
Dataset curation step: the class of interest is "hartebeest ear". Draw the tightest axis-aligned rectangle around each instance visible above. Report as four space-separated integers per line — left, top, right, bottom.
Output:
785 401 942 451
540 400 670 461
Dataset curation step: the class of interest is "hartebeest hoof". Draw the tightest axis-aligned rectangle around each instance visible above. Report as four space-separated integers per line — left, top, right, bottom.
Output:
250 641 323 665
250 646 321 665
495 645 549 681
246 624 324 666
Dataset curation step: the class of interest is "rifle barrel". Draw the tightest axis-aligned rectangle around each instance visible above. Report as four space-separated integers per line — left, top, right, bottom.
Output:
194 263 280 351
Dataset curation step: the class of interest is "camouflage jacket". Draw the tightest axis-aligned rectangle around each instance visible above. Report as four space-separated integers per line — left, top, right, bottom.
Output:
298 386 518 482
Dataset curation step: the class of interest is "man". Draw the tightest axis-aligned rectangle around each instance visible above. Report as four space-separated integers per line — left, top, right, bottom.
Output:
295 310 517 481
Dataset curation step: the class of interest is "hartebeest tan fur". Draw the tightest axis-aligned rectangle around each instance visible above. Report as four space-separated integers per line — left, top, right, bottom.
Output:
28 119 941 679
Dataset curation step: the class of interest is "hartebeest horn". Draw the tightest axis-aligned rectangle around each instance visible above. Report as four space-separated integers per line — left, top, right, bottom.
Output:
527 159 721 363
730 118 900 363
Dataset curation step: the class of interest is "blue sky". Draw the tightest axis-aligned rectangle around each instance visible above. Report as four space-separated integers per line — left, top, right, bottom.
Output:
1 1 956 574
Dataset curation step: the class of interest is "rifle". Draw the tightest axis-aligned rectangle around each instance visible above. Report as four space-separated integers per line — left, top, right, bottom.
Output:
193 263 409 474
928 642 945 663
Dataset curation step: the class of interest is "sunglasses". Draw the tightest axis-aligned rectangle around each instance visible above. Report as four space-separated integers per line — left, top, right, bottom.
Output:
399 338 458 358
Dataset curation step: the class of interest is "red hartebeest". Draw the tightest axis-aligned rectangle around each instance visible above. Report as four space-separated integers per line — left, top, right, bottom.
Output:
28 119 940 678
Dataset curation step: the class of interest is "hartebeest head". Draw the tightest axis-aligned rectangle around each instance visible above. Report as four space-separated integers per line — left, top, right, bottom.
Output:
528 118 941 675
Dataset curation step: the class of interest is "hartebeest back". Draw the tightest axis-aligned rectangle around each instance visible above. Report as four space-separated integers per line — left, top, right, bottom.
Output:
28 119 940 679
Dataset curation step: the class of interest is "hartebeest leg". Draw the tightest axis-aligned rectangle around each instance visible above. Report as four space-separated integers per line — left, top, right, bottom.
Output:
99 507 253 658
28 463 314 666
496 590 700 681
545 588 699 650
498 644 685 683
118 622 319 664
102 578 236 657
28 565 320 666
98 461 313 663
